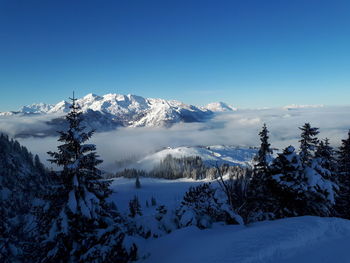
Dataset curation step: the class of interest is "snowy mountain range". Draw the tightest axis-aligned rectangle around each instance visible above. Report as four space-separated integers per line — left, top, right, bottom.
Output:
0 94 237 134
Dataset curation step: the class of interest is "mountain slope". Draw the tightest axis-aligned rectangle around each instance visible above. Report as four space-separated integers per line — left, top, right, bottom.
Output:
118 145 257 172
204 102 237 112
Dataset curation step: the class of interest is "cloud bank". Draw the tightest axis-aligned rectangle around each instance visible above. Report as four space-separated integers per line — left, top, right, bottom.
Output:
0 106 349 172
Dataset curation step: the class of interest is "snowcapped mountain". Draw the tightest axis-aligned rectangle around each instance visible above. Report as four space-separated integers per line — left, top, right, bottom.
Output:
204 102 237 112
0 93 218 136
20 103 54 114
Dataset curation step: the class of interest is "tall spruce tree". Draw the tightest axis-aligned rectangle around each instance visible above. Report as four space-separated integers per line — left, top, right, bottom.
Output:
336 130 350 218
269 146 305 218
269 145 336 218
255 123 273 172
42 95 136 263
246 124 274 222
315 138 336 180
315 138 338 183
129 196 142 218
338 130 350 177
299 123 319 166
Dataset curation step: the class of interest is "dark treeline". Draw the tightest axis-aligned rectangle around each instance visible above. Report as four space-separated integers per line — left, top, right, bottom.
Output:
2 95 350 262
113 155 248 180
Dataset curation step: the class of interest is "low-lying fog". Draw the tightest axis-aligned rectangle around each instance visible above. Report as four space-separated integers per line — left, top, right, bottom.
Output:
1 106 349 172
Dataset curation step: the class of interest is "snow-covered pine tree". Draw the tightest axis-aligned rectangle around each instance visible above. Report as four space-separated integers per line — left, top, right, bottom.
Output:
270 144 336 218
246 124 274 222
155 205 167 221
299 123 319 166
269 146 308 218
315 138 337 177
310 138 338 216
129 196 142 218
338 130 350 178
177 183 242 229
298 125 336 216
255 123 273 172
336 130 350 218
42 95 137 263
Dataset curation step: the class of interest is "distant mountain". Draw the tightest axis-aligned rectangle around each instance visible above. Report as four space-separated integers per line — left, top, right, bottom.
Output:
0 93 221 136
283 104 324 110
204 102 237 112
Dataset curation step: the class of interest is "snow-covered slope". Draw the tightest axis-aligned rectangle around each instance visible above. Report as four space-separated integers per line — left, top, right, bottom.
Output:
139 216 350 263
123 145 257 172
110 177 204 212
204 102 236 112
110 177 350 263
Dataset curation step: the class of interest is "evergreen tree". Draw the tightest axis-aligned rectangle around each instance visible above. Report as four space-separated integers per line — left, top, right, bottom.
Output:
42 95 136 263
338 130 350 177
177 183 242 229
270 145 336 218
34 154 46 175
151 196 157 206
246 124 274 222
269 146 307 218
315 138 337 180
299 123 319 166
129 196 142 218
135 174 141 189
155 205 167 221
336 130 350 218
255 123 273 172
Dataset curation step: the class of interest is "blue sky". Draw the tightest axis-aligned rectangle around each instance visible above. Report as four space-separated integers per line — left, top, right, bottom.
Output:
0 0 349 111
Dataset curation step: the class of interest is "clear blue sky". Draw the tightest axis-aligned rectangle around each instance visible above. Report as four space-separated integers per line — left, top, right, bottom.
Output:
0 0 349 111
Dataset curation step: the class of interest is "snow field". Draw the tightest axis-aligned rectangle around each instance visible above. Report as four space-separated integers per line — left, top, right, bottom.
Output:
110 178 350 263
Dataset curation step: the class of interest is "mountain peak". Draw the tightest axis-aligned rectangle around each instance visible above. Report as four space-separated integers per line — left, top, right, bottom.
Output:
82 93 101 100
205 102 237 112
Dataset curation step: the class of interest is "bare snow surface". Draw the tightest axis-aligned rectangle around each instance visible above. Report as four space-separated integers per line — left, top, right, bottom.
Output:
139 216 350 263
111 178 350 263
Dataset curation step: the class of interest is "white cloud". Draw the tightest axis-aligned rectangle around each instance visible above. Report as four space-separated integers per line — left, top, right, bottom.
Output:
1 106 349 172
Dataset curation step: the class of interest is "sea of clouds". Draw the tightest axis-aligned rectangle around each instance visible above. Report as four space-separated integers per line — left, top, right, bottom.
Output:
1 106 349 172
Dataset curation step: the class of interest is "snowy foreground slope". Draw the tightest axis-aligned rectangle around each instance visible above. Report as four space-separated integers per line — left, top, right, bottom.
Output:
110 178 350 263
110 177 206 212
139 216 350 263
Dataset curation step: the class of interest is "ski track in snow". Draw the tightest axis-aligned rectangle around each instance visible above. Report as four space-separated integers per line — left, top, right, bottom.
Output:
139 217 350 263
